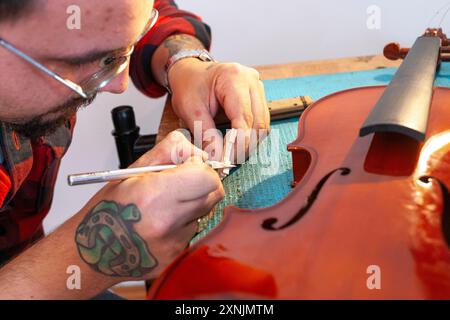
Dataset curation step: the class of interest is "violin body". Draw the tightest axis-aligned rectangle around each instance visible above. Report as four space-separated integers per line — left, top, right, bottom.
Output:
149 85 450 299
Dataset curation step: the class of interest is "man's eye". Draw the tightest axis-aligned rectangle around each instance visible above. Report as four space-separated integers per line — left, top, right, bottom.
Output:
100 56 117 67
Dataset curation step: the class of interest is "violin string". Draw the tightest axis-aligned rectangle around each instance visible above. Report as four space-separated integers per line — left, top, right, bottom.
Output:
427 1 450 27
439 5 450 26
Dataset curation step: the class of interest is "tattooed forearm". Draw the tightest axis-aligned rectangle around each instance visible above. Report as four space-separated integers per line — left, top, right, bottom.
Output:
75 201 157 278
163 34 206 56
151 34 207 86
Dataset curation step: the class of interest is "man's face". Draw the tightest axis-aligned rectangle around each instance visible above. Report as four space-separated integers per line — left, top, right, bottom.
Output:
0 0 153 138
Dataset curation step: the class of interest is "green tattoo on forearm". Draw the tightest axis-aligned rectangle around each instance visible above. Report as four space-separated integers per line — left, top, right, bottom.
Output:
75 201 157 278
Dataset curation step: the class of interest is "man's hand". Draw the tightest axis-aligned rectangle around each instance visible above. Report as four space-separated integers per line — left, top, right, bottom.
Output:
0 131 224 299
169 58 270 161
77 131 224 280
151 34 270 161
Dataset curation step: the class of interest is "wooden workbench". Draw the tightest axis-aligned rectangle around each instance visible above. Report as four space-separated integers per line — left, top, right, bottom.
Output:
156 55 401 142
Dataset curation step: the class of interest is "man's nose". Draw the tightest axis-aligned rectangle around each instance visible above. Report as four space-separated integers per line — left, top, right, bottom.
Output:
99 64 130 94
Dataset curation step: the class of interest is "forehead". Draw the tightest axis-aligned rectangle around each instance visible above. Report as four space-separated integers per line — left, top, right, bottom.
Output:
3 0 153 57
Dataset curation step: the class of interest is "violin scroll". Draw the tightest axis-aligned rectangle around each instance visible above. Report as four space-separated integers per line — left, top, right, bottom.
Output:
384 28 450 61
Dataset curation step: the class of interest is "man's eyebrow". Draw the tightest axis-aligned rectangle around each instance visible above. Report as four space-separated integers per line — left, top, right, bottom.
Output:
51 47 127 65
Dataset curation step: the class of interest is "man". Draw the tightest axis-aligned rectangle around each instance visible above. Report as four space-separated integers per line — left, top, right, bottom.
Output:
0 0 269 299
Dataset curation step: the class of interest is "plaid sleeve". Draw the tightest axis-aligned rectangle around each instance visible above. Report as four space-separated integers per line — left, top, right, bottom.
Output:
0 166 11 208
130 0 212 98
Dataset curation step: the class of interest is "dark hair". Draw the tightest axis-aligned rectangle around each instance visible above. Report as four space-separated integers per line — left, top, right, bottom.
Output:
0 0 36 22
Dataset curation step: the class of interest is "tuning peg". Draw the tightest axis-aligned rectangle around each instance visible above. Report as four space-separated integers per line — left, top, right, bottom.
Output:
440 53 450 61
384 42 450 61
385 29 450 62
383 42 409 61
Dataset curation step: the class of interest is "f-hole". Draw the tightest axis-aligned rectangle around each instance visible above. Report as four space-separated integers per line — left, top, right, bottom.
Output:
262 168 351 231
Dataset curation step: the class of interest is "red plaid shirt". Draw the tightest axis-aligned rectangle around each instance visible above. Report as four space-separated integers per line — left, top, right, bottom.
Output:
0 0 211 264
130 0 211 98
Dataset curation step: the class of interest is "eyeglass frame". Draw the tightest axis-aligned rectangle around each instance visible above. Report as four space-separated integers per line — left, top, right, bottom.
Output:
0 8 159 99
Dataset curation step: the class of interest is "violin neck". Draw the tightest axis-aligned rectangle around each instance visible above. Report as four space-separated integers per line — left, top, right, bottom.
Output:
360 35 441 141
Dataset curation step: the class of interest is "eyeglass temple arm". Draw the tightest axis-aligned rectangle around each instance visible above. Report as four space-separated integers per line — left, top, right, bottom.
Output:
0 39 88 99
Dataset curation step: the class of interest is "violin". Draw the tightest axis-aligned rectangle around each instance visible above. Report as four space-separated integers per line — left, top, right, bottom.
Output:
148 29 450 299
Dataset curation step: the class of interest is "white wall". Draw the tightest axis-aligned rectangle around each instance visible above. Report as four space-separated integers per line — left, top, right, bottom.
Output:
44 0 450 232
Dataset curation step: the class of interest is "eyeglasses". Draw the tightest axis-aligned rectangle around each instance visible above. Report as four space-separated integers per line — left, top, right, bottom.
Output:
0 8 159 99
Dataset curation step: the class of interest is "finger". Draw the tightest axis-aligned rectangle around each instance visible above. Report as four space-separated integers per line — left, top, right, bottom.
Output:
249 82 270 153
221 127 248 166
170 139 209 165
130 131 207 168
177 98 224 162
129 147 170 169
220 82 253 131
176 189 224 227
165 163 222 202
250 84 269 132
202 126 224 162
258 80 271 131
218 85 255 163
160 130 208 165
184 156 205 165
168 189 223 231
